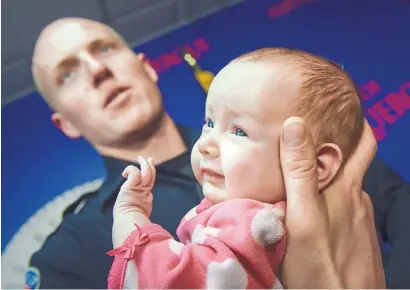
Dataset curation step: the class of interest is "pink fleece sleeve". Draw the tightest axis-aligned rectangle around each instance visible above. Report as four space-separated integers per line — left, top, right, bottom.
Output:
107 199 286 289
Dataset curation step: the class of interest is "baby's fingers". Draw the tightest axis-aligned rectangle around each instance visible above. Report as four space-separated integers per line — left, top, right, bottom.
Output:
122 165 142 187
122 165 137 178
147 157 157 182
137 156 154 187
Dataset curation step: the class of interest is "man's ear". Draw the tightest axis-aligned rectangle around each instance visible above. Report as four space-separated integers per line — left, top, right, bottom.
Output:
137 53 158 83
51 112 81 139
316 143 343 190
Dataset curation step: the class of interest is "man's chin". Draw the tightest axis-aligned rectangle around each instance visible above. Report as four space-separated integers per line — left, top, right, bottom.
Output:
115 112 164 142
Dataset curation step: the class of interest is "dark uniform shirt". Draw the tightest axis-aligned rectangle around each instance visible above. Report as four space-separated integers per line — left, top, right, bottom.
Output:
26 125 410 289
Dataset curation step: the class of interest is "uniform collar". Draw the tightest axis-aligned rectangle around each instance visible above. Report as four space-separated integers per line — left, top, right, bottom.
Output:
96 124 201 209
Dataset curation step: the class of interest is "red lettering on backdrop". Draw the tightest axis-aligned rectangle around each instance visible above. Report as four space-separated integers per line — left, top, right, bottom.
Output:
360 80 381 101
184 38 211 59
159 51 182 70
147 38 211 74
365 80 410 141
384 90 410 117
193 38 210 54
268 0 319 19
373 101 398 124
149 59 163 74
183 45 199 59
400 81 410 99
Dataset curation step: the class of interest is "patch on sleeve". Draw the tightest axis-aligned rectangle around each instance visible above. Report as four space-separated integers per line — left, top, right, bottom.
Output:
25 266 40 289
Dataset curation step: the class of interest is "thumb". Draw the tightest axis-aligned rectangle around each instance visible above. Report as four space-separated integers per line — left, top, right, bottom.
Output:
280 117 319 213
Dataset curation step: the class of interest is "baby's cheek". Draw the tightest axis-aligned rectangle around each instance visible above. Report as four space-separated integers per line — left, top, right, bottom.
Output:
220 141 242 175
221 140 285 203
190 141 202 184
220 142 251 194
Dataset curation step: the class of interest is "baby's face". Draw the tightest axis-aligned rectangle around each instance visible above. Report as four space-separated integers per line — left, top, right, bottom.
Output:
191 61 301 204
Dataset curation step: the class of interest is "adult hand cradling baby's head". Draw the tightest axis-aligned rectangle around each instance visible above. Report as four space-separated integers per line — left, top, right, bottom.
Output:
279 117 385 289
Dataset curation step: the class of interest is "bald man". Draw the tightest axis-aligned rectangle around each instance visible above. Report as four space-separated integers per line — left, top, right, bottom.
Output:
26 17 410 289
28 17 200 289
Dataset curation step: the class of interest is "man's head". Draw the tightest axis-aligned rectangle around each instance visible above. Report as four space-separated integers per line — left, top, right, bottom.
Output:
32 18 164 151
191 47 364 204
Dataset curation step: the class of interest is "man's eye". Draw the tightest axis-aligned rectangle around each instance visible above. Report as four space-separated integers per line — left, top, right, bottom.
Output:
206 119 215 128
99 44 113 54
59 71 74 84
63 71 73 79
233 128 247 137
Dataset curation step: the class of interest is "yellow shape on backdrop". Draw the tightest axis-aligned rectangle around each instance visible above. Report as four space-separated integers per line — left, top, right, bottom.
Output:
181 50 215 93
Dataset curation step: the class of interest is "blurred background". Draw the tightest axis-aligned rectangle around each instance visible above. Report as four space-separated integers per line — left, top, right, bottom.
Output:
2 0 410 287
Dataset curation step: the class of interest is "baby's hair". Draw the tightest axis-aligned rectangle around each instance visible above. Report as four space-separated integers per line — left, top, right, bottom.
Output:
232 48 364 162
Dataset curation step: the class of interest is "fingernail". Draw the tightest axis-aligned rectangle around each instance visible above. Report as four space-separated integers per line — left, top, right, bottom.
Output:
148 157 153 163
283 117 307 147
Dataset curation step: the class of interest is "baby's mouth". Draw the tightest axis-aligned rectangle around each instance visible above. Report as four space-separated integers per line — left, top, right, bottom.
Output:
202 169 225 184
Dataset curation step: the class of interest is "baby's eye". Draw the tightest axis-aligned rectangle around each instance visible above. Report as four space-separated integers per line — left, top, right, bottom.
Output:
233 128 247 137
206 119 215 128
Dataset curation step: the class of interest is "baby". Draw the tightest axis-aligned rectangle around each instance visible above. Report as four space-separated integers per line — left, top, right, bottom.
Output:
107 48 364 289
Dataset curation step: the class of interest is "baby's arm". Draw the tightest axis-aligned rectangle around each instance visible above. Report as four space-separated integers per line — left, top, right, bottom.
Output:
112 157 155 256
108 199 286 289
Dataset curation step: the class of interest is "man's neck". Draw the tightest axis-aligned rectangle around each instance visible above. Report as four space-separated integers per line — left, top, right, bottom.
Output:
98 114 188 164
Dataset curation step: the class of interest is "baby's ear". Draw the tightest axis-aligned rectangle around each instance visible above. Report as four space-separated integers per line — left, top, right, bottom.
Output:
316 143 343 191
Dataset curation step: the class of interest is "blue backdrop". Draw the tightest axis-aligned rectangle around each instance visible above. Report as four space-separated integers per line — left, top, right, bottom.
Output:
2 0 410 250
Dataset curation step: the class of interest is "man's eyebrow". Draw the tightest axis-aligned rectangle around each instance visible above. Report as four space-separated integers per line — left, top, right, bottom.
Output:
52 38 116 73
88 38 117 52
52 57 78 82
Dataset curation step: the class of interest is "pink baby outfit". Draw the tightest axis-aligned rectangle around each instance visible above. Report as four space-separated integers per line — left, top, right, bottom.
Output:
107 198 286 289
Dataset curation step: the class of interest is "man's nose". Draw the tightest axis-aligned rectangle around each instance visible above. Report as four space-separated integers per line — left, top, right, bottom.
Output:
198 131 220 158
80 52 113 87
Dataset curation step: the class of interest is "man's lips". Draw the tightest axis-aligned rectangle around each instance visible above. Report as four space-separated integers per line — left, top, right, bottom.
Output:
104 86 130 108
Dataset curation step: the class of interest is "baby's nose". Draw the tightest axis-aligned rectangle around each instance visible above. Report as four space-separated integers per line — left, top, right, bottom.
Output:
198 136 219 158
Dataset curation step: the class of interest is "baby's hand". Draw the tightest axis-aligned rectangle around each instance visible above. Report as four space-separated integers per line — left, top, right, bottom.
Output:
114 156 156 219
